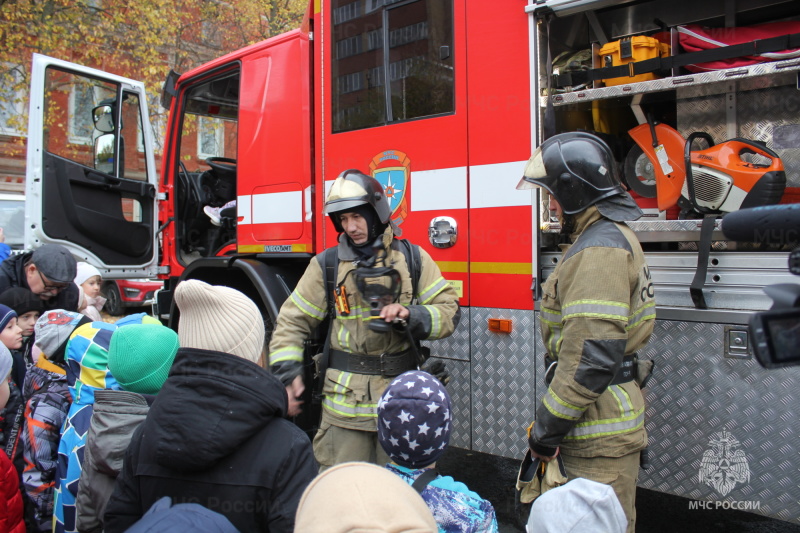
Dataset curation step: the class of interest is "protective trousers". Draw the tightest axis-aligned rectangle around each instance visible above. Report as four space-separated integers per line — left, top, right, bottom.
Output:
560 451 640 533
313 421 390 473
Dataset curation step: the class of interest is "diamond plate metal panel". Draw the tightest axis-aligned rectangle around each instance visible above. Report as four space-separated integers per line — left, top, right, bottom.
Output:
441 358 471 450
737 85 800 187
677 94 727 149
639 319 800 524
422 307 470 361
471 308 538 459
678 83 800 188
421 309 471 447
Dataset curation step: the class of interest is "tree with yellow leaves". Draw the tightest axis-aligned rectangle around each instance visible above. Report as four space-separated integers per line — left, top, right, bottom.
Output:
0 0 307 160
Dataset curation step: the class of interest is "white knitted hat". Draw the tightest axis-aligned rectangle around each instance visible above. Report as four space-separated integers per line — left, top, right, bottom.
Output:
174 279 265 364
74 262 102 286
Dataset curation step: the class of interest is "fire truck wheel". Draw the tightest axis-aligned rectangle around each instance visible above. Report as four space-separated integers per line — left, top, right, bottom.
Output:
623 144 658 198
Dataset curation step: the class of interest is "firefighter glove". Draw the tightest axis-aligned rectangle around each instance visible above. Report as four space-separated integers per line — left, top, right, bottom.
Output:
420 358 450 386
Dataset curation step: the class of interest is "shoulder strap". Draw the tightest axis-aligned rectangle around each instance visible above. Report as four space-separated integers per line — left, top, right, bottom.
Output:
396 238 421 304
411 468 439 494
314 246 339 401
323 246 339 315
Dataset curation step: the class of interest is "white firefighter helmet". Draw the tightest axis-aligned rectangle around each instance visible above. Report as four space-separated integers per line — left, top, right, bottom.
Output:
324 170 392 232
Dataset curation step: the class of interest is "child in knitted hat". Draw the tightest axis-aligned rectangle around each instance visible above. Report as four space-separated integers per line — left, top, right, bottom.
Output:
0 287 45 389
174 278 265 363
53 313 158 533
377 370 498 533
104 280 317 532
0 303 24 474
20 310 91 532
0 343 25 533
75 323 179 533
74 262 106 322
526 477 627 533
294 462 438 532
0 303 23 353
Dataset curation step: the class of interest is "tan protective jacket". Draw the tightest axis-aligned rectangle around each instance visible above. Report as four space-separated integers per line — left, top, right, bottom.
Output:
269 227 460 431
530 206 655 458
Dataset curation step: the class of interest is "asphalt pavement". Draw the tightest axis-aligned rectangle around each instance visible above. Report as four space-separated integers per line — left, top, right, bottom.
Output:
435 447 800 532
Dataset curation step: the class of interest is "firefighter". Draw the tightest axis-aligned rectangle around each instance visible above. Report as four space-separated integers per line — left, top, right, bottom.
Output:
268 170 460 471
517 132 656 533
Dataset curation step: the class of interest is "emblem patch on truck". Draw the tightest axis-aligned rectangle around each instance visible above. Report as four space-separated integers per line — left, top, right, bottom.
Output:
698 430 750 496
370 150 410 229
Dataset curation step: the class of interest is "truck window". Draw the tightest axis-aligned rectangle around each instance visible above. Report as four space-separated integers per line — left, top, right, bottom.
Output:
43 69 150 184
44 69 116 167
331 0 454 133
174 68 239 262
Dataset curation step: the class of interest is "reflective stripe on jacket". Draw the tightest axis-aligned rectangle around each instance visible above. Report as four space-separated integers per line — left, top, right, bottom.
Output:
269 226 460 431
533 207 655 458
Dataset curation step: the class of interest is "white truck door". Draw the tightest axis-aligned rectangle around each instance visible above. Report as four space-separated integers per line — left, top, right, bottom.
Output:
25 53 159 278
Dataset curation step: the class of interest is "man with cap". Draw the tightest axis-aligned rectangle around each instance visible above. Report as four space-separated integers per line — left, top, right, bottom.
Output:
104 280 317 533
268 169 460 471
516 132 656 533
0 244 79 312
377 370 498 532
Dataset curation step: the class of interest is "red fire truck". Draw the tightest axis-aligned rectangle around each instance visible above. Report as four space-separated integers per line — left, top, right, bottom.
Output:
24 0 800 523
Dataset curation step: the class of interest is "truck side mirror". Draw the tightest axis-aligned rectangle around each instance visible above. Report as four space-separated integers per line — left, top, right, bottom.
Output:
94 133 115 173
92 104 115 133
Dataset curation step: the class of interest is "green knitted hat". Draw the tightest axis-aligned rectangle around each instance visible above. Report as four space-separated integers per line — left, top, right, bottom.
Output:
108 324 180 395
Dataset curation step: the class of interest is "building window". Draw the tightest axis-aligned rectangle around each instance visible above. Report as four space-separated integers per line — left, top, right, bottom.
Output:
69 83 105 145
365 0 404 12
389 21 428 48
198 116 224 158
0 64 26 137
337 72 364 94
334 1 361 24
331 0 454 133
367 29 383 51
337 35 363 59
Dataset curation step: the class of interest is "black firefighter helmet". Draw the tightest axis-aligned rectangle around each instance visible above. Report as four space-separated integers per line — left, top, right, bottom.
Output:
517 131 629 215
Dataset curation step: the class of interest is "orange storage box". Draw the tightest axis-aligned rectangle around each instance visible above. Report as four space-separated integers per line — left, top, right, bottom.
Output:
599 36 670 86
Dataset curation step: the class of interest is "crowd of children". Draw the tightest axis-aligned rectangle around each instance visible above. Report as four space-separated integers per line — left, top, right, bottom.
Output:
0 250 624 533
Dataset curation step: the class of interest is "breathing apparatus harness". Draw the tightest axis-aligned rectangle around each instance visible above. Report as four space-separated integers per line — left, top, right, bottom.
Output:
313 238 427 402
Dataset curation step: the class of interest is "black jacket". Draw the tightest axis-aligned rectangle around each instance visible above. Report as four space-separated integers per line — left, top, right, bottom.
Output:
103 348 317 533
0 252 78 312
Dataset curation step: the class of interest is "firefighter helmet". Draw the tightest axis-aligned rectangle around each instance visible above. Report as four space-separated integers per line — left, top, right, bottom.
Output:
324 169 392 232
517 132 627 215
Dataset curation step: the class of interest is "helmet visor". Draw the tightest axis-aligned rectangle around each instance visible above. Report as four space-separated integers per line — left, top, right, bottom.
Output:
516 146 547 190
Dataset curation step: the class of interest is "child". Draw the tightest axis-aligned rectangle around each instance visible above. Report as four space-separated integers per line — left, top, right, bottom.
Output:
53 313 158 533
21 310 92 532
203 199 236 227
104 280 317 533
0 343 25 533
377 370 498 533
74 262 106 322
75 323 180 533
525 477 627 533
294 462 438 532
0 287 45 391
0 304 24 468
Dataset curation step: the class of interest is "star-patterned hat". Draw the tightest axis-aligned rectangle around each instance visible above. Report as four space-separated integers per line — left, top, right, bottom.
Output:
377 370 451 469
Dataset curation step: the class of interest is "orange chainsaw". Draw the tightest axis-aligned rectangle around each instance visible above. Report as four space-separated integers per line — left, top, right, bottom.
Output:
624 121 786 217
